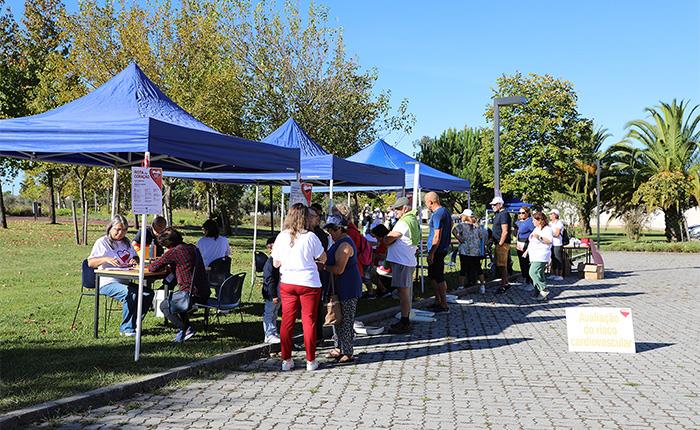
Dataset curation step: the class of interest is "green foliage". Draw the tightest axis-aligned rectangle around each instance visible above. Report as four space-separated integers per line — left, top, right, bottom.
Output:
482 72 590 206
416 127 489 214
606 99 700 241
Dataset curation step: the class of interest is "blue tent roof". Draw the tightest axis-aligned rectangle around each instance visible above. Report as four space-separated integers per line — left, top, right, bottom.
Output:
166 118 405 186
309 138 470 193
0 63 299 173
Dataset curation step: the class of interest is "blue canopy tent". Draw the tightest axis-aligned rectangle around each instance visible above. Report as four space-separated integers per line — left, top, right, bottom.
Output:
165 118 405 186
0 63 300 361
308 138 470 193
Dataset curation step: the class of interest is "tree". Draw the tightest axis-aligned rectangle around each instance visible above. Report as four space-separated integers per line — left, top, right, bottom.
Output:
416 126 491 215
482 72 590 206
608 100 700 241
564 124 610 234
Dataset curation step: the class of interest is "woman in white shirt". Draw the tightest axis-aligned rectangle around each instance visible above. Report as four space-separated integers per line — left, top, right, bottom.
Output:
87 215 153 336
526 212 553 302
272 203 327 371
196 219 231 267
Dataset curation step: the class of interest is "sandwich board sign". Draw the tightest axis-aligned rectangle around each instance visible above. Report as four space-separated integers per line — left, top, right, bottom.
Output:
566 307 635 353
131 167 163 215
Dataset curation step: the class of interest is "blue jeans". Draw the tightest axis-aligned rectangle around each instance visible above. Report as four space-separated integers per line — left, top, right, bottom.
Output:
262 299 280 339
100 282 153 333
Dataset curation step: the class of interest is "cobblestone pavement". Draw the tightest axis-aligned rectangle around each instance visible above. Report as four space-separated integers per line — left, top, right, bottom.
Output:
38 252 700 429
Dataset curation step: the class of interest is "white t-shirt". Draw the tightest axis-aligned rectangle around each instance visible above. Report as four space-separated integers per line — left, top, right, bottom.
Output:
196 236 231 267
386 219 417 267
550 219 565 247
528 226 553 263
88 235 138 287
272 230 325 288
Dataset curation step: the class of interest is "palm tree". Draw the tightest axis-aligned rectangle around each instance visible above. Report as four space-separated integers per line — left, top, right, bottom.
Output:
567 126 610 234
608 99 700 241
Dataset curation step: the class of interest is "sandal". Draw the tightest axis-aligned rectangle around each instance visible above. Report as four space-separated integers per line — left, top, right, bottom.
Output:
338 355 354 363
325 349 342 359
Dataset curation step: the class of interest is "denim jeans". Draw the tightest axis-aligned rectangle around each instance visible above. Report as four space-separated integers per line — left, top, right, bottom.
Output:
262 299 280 339
99 282 153 333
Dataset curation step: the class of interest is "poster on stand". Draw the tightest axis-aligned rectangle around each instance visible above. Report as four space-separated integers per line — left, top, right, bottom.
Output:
566 307 635 353
131 167 163 215
289 180 312 207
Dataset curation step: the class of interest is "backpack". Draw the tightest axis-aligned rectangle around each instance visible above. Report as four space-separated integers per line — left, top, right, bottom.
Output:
561 226 570 245
356 234 372 266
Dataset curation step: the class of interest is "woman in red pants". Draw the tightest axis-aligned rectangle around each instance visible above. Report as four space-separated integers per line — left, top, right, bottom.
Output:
272 203 327 371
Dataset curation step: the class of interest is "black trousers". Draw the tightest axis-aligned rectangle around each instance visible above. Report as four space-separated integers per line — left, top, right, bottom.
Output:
517 248 532 284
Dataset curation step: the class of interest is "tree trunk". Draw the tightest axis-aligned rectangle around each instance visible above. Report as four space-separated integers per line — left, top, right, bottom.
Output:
82 200 89 245
663 207 684 242
71 200 80 245
0 179 7 229
48 170 57 224
579 208 592 235
220 204 232 236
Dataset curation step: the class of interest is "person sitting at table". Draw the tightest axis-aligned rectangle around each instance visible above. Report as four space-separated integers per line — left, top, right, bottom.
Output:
196 219 231 267
88 215 153 337
131 215 167 258
149 227 210 343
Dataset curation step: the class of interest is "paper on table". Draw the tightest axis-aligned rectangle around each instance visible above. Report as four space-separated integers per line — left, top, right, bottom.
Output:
101 266 134 271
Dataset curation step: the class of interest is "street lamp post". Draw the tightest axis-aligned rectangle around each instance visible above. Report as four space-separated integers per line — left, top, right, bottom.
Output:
493 96 527 197
596 158 601 246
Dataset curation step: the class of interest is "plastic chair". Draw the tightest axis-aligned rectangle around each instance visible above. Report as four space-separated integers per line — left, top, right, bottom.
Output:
71 259 119 332
207 256 231 290
198 272 246 329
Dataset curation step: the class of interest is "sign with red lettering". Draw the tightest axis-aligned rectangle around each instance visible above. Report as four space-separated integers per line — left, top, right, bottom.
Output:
131 167 163 215
566 307 635 353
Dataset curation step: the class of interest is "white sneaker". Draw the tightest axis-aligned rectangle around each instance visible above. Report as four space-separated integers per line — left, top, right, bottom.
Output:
281 359 295 371
306 359 319 371
265 335 281 344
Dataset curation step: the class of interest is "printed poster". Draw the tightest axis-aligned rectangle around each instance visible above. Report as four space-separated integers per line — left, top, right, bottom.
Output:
566 307 635 353
131 167 163 215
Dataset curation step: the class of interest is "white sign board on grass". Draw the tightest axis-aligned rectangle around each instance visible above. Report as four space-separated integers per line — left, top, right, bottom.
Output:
131 167 163 215
566 306 635 353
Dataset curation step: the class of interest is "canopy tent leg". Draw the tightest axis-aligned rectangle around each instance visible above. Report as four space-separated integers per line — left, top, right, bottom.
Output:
280 187 285 228
467 189 471 209
250 184 260 293
135 152 150 362
111 169 118 218
328 179 334 214
347 192 351 207
269 185 274 233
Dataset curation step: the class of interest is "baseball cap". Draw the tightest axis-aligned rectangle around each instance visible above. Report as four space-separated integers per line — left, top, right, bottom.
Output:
390 196 410 209
323 215 347 229
489 196 504 205
550 209 560 216
461 209 473 217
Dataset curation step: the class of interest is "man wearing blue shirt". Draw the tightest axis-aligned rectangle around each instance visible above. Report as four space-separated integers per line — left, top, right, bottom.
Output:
424 192 452 313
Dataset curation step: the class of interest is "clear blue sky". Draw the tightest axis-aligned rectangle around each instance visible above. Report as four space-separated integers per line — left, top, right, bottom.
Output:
3 0 700 193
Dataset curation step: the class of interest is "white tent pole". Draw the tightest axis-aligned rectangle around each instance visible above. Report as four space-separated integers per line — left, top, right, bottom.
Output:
347 192 351 207
329 179 334 213
280 186 285 228
111 169 118 218
251 184 260 289
135 152 150 362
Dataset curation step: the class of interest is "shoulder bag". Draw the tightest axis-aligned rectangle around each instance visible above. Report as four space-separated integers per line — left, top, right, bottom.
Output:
324 274 342 326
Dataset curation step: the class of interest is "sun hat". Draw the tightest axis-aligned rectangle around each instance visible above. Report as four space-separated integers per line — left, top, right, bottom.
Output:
550 209 560 216
461 209 473 217
323 214 347 229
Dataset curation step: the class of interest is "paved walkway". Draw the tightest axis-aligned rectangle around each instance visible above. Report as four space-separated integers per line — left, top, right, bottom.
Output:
39 252 700 429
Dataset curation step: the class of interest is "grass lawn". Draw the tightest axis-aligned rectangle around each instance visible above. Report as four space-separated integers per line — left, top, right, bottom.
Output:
0 216 468 413
583 228 700 253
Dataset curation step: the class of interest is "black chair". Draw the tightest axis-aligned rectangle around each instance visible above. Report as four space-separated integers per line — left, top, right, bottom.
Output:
197 272 246 329
254 251 268 273
207 256 232 291
71 259 119 332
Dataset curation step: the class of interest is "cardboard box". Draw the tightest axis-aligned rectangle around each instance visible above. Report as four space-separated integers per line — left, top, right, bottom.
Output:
584 263 604 280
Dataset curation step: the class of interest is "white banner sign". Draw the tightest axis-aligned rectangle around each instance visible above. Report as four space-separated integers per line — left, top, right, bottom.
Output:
289 180 312 207
566 306 635 353
131 167 163 215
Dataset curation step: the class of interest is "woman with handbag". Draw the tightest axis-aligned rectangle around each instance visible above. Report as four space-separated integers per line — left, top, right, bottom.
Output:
272 203 327 371
148 228 209 343
323 215 363 364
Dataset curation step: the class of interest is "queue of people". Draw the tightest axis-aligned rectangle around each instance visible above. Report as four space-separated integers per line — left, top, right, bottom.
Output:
87 193 567 369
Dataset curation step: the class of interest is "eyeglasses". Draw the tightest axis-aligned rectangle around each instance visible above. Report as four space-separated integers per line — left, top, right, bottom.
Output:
518 212 526 215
